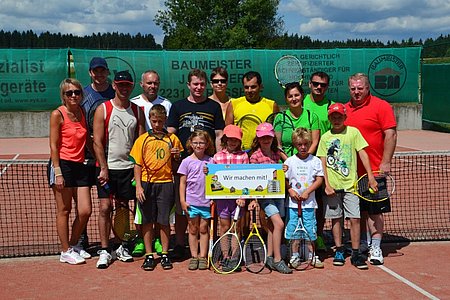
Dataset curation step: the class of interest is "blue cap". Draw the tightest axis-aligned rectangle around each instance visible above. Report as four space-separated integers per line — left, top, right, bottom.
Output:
89 57 108 70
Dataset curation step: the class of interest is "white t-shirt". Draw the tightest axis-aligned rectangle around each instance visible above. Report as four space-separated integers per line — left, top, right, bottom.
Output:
130 94 172 131
284 154 324 209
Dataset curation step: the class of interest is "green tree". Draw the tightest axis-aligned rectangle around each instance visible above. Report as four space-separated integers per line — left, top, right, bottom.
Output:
154 0 284 49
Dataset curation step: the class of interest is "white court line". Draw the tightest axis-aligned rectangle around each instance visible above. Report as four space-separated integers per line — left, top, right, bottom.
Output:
378 265 440 300
397 157 450 172
0 154 20 178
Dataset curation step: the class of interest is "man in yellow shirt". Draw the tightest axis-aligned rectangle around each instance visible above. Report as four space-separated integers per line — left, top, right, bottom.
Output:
225 71 279 151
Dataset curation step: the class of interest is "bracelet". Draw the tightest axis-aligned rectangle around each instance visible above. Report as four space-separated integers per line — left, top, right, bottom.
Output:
54 167 62 176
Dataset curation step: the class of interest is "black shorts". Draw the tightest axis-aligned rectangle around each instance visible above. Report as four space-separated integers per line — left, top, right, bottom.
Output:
47 159 89 187
85 159 97 187
360 197 391 214
96 168 135 201
137 182 175 226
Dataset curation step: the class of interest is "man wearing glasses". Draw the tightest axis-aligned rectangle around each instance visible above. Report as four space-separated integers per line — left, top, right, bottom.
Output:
303 71 335 253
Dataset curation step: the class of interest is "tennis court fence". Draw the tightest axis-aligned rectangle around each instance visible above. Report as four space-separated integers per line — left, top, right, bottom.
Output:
1 151 449 258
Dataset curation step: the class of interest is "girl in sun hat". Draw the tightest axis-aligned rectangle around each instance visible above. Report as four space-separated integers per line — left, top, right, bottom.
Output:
211 124 249 272
248 122 292 274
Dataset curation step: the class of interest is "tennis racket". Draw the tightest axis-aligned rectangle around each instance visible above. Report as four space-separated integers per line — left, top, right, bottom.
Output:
285 203 315 271
266 111 296 156
208 201 216 269
335 171 395 202
111 199 139 244
211 206 242 274
236 114 263 151
274 55 304 88
87 98 107 134
243 207 267 273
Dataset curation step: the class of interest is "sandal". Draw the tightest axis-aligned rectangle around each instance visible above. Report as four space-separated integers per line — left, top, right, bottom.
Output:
198 257 208 270
188 257 199 270
272 259 293 274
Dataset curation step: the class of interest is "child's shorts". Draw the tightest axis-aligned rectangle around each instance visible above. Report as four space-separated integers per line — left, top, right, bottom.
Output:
259 198 285 218
285 207 317 241
187 205 211 219
216 200 242 219
136 182 174 226
324 192 360 219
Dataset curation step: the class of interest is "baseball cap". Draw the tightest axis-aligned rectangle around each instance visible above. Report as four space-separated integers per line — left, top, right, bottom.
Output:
328 103 346 116
256 122 275 137
223 125 243 140
114 71 134 84
89 57 108 70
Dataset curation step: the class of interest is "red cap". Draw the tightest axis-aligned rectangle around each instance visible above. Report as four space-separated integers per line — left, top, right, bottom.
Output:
328 103 346 116
223 125 243 140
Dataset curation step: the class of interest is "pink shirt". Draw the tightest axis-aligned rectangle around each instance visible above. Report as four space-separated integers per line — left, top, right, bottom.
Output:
213 149 249 164
249 148 281 164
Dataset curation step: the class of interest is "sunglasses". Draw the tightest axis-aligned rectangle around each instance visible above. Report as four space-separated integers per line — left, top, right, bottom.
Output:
211 79 227 84
311 81 328 88
64 90 82 97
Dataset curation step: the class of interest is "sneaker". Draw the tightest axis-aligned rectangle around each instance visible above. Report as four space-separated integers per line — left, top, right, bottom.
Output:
316 236 327 252
96 250 112 269
333 249 345 266
222 257 241 272
171 244 185 260
60 248 85 265
115 245 133 262
272 259 293 274
154 238 163 255
188 257 199 270
369 246 384 265
73 245 92 259
141 255 156 271
289 255 301 269
351 253 369 269
266 256 274 270
161 254 173 270
132 238 145 257
312 256 324 268
198 257 208 270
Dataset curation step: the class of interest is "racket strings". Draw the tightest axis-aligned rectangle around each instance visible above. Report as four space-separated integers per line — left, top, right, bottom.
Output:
244 235 265 267
212 233 242 273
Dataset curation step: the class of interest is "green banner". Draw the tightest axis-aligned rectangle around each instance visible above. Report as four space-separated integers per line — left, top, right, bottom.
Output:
71 48 421 105
0 49 68 111
422 64 450 132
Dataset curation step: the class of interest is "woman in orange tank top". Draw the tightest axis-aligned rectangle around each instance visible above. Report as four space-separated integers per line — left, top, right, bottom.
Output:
48 78 93 265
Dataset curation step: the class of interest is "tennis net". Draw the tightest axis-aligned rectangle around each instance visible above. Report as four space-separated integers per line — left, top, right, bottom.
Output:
1 151 449 258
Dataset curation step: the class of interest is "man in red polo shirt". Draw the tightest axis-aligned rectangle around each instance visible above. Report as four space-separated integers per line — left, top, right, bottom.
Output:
344 73 397 266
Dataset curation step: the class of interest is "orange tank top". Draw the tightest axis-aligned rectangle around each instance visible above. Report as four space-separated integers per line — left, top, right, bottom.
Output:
58 105 87 162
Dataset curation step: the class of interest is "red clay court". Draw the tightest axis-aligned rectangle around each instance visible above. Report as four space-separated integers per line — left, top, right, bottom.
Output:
0 130 449 299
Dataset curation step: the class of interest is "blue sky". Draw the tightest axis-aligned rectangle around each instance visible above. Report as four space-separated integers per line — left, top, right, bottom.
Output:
1 0 449 45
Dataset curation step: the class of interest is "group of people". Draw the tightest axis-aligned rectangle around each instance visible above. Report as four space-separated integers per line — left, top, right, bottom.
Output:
48 56 397 273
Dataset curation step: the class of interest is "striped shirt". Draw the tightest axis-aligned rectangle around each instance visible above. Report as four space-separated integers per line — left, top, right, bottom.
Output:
249 148 281 164
213 149 249 164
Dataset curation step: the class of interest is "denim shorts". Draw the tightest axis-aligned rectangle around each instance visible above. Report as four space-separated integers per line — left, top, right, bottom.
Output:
259 198 285 218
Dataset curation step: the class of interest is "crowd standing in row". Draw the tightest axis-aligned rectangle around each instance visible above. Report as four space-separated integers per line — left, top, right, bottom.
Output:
48 57 397 272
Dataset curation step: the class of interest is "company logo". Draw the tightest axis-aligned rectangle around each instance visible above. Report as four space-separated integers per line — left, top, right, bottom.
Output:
368 54 407 97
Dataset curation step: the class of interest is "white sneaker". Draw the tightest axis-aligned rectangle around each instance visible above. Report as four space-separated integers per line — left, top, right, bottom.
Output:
60 248 86 265
72 245 92 259
115 245 133 262
369 246 384 265
312 256 324 268
96 250 113 269
289 255 301 268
